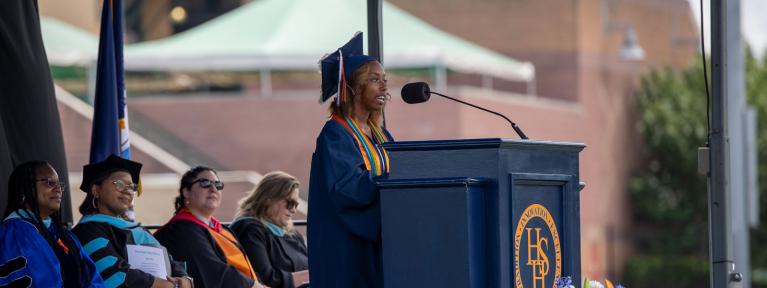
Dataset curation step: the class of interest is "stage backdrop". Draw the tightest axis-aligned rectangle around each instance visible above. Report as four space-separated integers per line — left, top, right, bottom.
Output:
0 0 72 223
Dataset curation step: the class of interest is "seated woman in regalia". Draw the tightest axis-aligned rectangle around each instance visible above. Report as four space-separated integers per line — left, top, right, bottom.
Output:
0 160 105 287
72 155 192 288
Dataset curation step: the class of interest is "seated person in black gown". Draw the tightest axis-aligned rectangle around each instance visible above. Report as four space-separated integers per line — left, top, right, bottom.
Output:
72 155 192 288
154 166 263 288
231 171 309 288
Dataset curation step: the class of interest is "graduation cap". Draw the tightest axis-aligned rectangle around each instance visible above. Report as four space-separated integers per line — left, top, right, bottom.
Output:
80 154 142 194
320 31 377 106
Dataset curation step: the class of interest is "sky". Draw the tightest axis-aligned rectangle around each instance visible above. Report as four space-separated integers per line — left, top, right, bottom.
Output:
687 0 767 59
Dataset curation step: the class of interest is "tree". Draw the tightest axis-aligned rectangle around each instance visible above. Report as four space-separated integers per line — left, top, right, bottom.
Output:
624 50 767 287
746 50 767 288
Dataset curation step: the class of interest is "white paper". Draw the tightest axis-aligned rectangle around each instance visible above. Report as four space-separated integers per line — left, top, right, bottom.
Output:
126 244 171 279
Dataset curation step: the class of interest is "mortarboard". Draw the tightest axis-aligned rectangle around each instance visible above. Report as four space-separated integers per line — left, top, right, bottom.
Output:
80 154 142 194
320 31 377 105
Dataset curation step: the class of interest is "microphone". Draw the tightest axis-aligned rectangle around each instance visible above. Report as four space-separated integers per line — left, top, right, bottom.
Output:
401 82 431 104
400 82 529 140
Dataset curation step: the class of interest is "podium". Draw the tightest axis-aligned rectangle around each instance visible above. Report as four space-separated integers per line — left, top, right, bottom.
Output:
377 138 584 288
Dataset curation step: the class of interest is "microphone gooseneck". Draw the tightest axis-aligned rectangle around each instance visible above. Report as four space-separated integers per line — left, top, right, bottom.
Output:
400 82 529 140
429 91 528 140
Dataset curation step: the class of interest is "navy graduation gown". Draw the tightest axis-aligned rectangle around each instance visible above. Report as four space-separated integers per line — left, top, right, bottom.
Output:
307 120 393 288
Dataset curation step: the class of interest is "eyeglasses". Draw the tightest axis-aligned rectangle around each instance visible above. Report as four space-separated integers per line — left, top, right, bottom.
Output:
191 178 225 191
37 178 66 190
112 179 138 194
285 198 299 210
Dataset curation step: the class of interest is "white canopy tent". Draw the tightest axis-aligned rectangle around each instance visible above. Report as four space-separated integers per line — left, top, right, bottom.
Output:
125 0 535 94
40 17 98 66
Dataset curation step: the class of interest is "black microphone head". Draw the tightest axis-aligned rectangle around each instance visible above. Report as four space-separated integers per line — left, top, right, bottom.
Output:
401 82 431 104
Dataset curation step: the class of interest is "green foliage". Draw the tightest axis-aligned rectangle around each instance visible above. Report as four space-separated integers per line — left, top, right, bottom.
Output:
626 50 767 287
623 256 708 288
746 50 767 288
629 63 710 249
49 66 87 79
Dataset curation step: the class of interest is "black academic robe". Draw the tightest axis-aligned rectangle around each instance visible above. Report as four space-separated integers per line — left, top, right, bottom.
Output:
230 217 308 288
154 219 255 288
307 120 393 288
72 220 187 288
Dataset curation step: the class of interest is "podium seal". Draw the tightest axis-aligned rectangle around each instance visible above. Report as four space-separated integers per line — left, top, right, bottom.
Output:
514 204 562 288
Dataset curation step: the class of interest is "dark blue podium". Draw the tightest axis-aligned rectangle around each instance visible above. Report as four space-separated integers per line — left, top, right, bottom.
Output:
377 138 584 288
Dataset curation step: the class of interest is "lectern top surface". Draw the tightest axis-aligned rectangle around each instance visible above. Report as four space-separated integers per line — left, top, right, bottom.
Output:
383 138 585 152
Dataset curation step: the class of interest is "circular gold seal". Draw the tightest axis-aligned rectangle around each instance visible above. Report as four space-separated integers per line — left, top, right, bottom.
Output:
514 204 562 288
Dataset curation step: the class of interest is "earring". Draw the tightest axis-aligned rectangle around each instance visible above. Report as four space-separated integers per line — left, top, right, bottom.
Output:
92 196 98 209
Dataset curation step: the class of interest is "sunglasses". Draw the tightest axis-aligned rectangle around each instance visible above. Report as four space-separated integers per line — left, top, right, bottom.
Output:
112 179 138 194
285 198 299 210
191 178 225 190
37 178 66 190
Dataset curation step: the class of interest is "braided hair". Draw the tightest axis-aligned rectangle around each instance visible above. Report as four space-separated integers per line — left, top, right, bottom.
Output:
4 161 86 286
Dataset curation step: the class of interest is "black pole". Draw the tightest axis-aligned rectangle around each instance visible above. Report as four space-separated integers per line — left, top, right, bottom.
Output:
367 0 386 128
367 0 383 63
709 0 740 286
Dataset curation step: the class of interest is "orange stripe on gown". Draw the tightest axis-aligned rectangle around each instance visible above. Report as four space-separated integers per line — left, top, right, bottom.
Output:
207 226 256 280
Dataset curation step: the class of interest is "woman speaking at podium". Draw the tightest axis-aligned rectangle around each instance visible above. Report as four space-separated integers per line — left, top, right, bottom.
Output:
307 32 393 288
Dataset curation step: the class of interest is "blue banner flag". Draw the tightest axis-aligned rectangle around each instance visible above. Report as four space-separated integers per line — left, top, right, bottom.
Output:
90 0 130 163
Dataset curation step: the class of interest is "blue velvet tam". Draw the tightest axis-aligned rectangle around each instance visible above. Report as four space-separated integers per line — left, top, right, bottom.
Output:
319 31 377 105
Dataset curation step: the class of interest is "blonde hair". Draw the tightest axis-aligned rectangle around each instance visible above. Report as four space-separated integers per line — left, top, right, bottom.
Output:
235 171 300 232
328 60 384 128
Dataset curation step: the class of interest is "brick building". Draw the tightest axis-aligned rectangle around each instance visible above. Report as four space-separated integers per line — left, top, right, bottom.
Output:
42 0 699 280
